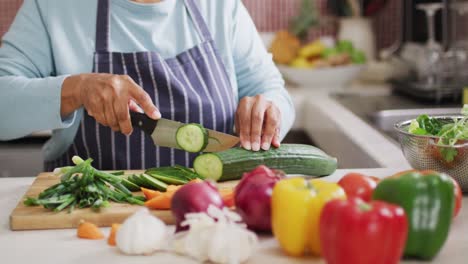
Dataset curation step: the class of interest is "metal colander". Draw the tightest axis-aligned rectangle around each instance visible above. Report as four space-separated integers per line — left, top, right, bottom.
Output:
395 116 468 192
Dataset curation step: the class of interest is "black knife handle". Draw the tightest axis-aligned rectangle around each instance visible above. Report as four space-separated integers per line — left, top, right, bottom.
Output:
130 112 158 135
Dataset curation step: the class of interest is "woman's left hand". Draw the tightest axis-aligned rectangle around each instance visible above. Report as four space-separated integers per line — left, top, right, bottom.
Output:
235 95 281 151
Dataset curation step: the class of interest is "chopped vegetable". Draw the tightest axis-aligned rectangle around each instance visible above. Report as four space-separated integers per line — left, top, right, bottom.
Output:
141 187 162 200
24 156 144 212
408 105 468 163
77 220 104 240
116 208 167 255
107 223 121 246
145 193 172 210
172 205 258 264
144 185 181 210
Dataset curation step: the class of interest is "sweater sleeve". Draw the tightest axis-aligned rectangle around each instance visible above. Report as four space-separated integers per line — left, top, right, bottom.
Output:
0 0 76 141
230 0 295 140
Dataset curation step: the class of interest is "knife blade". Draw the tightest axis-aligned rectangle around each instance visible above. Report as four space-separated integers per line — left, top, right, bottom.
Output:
130 112 239 152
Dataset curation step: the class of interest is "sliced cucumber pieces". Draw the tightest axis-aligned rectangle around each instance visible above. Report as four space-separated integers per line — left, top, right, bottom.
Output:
121 177 141 192
176 123 208 152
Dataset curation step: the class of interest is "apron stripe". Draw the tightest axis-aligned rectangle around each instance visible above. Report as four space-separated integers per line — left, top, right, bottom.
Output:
206 44 236 133
109 52 117 169
190 49 228 133
147 53 160 167
120 53 132 169
171 61 206 167
162 64 190 167
173 61 205 125
184 0 212 42
157 55 175 165
185 52 217 130
80 118 91 159
94 54 103 169
133 52 146 169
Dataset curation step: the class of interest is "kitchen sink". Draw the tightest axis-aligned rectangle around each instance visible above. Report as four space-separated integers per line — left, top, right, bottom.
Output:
331 92 462 142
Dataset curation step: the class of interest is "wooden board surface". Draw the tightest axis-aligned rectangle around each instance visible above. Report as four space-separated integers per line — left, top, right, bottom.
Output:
9 171 238 231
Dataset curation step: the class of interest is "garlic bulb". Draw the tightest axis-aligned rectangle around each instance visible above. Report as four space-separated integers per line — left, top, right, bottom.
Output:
116 208 167 255
172 205 258 264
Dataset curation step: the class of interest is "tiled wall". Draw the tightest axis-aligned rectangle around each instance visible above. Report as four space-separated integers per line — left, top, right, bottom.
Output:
243 0 402 50
0 0 402 50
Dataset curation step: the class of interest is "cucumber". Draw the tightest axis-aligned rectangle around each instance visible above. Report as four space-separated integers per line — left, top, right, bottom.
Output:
176 123 208 152
193 144 338 181
121 177 141 192
139 174 168 191
145 165 202 181
129 175 154 190
147 172 188 185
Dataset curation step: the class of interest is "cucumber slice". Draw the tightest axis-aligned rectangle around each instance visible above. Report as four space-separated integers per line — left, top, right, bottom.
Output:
193 153 223 181
139 174 168 191
129 175 151 189
145 165 201 181
176 123 208 152
121 177 140 192
146 172 188 185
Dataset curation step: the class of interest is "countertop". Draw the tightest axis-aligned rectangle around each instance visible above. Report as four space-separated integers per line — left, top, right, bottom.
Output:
287 83 412 169
2 168 467 264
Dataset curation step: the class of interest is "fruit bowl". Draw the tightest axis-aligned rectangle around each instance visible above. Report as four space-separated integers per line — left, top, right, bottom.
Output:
277 64 365 89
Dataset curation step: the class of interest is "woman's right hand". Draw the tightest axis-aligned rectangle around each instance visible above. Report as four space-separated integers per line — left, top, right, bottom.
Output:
61 73 160 135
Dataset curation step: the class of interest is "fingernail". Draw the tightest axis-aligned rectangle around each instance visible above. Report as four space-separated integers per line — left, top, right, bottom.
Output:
261 142 270 150
252 142 260 151
243 141 251 150
152 110 161 119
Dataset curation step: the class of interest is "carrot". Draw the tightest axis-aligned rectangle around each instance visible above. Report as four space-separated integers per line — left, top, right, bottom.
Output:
166 185 182 193
219 189 235 208
77 220 104 240
141 187 162 200
145 193 172 210
107 223 121 246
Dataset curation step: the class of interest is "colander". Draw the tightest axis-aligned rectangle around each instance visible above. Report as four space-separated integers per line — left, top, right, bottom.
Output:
394 116 468 192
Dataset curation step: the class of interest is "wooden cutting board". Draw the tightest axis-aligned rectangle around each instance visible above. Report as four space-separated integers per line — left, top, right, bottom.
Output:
9 171 238 231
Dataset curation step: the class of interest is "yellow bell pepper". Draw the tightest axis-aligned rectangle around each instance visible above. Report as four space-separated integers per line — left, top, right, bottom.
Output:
272 178 346 256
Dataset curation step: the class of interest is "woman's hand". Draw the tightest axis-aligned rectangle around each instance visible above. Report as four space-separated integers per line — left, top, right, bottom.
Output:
235 95 281 151
61 73 160 135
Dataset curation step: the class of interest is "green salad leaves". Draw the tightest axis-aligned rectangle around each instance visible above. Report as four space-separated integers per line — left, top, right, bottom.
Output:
408 105 468 163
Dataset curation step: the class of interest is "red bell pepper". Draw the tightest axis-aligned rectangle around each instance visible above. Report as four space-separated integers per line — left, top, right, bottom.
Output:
320 198 408 264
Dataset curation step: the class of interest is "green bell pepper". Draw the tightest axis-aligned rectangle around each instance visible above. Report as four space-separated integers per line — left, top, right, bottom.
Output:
372 171 454 260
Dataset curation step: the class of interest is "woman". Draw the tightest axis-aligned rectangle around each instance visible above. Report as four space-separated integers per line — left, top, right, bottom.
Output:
0 0 295 170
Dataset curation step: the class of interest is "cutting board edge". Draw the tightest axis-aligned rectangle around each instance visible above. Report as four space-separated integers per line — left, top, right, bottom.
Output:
9 171 235 231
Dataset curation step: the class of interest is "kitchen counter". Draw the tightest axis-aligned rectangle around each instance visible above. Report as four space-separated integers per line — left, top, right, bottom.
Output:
288 84 412 169
2 168 467 264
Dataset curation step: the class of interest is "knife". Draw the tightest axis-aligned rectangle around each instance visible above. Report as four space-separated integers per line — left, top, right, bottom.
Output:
130 112 239 152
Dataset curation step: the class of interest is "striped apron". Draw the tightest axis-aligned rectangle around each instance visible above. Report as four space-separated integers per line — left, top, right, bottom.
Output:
45 0 236 171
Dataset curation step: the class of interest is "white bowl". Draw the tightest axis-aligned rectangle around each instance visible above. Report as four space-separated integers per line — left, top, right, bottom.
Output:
277 64 365 89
